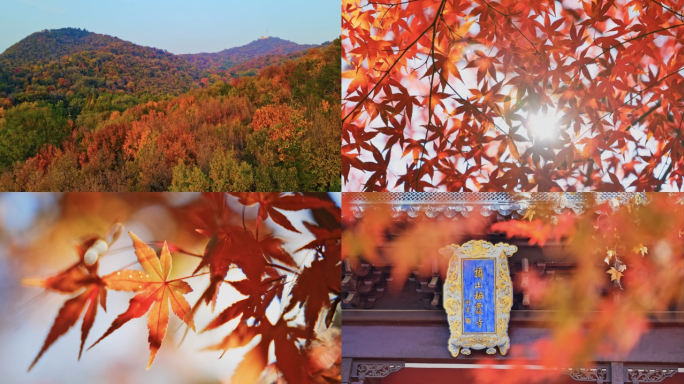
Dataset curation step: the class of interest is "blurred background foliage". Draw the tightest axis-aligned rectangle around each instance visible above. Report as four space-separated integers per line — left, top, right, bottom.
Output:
0 192 341 384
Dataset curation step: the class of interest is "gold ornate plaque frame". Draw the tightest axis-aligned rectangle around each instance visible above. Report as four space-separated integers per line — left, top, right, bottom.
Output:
440 240 517 357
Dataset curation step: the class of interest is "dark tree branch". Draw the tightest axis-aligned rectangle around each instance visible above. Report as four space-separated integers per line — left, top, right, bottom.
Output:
650 0 684 21
573 66 684 144
415 0 448 190
655 115 684 191
571 23 684 82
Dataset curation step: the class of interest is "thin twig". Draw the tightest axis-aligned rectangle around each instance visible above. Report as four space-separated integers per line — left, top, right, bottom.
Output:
650 0 684 21
480 0 540 56
415 0 448 189
571 24 684 82
571 66 684 144
655 116 684 190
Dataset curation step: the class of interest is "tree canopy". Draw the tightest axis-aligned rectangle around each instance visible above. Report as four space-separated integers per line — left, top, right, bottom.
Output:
342 0 684 192
0 39 341 192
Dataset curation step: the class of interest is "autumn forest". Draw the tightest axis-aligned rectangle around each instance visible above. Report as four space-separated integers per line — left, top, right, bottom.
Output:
0 28 340 191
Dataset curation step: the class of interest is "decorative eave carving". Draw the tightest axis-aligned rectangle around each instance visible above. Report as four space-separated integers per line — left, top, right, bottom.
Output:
344 192 672 220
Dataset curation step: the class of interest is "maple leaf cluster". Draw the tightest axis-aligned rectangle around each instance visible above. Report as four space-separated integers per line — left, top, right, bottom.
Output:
342 0 684 191
23 192 341 384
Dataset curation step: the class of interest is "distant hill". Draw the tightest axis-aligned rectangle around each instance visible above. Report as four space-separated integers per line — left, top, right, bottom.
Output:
0 28 330 111
0 28 199 101
0 28 120 62
227 40 334 77
182 37 317 71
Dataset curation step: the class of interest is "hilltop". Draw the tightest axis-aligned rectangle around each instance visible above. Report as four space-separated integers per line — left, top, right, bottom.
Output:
0 28 120 62
182 36 317 71
0 28 199 102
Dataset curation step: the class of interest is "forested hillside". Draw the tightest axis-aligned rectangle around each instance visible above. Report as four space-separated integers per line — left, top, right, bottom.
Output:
0 28 199 106
0 29 340 191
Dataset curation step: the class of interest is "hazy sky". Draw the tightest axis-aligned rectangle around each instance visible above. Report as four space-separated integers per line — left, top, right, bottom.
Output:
0 0 339 54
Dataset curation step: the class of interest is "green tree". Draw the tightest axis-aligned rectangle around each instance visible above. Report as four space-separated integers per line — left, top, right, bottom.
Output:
209 149 254 191
0 102 69 169
169 161 210 192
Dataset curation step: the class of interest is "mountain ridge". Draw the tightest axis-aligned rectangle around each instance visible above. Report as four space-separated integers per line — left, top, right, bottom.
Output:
0 28 324 66
181 36 317 70
0 28 332 104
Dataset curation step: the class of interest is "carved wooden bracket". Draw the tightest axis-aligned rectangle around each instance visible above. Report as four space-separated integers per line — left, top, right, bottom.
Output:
561 367 609 383
626 366 678 383
351 360 405 383
561 364 678 384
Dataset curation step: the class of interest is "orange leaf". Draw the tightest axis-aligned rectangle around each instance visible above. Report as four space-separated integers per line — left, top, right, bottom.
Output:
90 232 194 369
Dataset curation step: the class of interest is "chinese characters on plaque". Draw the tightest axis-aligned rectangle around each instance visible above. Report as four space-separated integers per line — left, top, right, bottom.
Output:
462 259 495 333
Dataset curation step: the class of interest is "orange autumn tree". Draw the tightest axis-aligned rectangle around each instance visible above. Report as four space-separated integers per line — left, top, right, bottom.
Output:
252 104 310 161
342 0 684 192
342 193 683 383
22 193 341 384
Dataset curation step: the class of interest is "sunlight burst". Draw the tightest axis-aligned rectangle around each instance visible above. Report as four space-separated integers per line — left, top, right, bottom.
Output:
528 111 560 141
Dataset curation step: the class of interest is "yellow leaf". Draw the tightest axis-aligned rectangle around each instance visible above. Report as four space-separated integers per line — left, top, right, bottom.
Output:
607 267 623 283
632 244 647 256
522 209 535 221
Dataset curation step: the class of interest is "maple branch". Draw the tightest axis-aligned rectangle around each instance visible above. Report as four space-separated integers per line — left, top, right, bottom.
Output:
583 160 595 188
650 0 684 21
625 101 661 131
572 66 684 144
480 0 540 56
255 216 260 242
655 116 684 191
266 263 300 275
571 23 684 81
435 71 524 163
366 0 423 5
415 0 447 190
167 271 211 283
342 0 447 123
379 4 396 25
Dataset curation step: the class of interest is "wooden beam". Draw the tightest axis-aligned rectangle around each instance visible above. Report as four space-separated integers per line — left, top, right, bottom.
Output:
342 322 684 364
611 362 624 384
342 309 684 326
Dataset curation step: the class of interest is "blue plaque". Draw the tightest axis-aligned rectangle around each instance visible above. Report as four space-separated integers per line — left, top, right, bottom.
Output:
462 259 495 333
440 240 517 356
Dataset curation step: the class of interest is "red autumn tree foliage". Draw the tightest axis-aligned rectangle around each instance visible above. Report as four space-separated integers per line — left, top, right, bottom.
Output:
0 40 341 192
342 0 684 192
21 193 341 383
252 104 309 161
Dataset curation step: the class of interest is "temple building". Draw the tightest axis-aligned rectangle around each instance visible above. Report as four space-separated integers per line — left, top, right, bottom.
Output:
342 193 684 384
